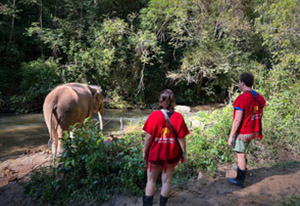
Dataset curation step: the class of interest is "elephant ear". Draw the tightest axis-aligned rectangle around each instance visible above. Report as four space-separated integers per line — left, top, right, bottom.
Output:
89 85 103 113
93 91 103 113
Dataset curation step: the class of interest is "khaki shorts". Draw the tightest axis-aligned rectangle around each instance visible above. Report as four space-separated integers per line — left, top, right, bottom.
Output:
232 135 251 153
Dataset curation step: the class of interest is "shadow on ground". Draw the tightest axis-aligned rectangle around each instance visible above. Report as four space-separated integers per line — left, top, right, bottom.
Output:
103 160 300 206
167 160 300 206
0 126 49 162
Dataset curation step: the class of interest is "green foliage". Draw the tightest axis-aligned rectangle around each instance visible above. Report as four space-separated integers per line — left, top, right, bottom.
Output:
25 119 146 204
9 58 62 113
105 90 133 109
263 80 300 154
254 0 300 62
1 0 299 114
272 195 300 206
186 107 232 172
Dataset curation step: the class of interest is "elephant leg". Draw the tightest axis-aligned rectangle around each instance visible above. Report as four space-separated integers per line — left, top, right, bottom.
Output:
56 126 65 155
51 126 59 157
48 139 51 150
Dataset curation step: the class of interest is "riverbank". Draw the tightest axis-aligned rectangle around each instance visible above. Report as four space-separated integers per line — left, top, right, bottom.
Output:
1 105 299 205
0 148 300 206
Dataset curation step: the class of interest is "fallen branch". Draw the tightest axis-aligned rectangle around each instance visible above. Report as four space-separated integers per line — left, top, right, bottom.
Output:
18 159 50 180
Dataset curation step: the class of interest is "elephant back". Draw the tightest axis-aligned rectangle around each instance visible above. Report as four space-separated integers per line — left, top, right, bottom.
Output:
44 83 94 129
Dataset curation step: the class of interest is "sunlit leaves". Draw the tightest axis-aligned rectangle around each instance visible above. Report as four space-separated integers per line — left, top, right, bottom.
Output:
254 0 300 61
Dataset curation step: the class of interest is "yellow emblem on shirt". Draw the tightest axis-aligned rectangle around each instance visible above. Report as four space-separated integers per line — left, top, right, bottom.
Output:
161 128 170 137
253 106 259 113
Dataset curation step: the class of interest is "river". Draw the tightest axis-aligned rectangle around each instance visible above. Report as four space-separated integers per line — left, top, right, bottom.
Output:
0 109 150 161
0 105 223 161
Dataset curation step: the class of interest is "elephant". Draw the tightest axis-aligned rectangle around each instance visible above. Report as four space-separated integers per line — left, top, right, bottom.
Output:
43 83 104 156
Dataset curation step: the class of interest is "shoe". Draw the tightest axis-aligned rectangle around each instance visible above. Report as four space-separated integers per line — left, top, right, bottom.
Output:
143 193 153 206
227 177 245 187
159 195 169 206
227 168 247 187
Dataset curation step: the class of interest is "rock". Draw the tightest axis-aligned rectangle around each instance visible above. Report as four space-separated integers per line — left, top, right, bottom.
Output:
191 119 201 128
175 105 192 113
197 172 203 180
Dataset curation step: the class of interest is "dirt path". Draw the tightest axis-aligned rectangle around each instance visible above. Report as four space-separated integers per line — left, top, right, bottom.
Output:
0 150 52 206
170 162 300 206
1 148 299 206
104 160 300 206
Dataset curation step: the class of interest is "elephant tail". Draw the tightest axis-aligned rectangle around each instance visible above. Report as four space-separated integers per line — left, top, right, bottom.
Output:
49 104 58 150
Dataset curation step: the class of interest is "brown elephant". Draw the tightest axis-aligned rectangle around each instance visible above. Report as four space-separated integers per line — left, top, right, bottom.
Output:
43 83 104 156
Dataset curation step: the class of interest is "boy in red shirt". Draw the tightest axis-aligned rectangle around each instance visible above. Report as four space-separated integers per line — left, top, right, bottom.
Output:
143 89 189 206
227 72 266 187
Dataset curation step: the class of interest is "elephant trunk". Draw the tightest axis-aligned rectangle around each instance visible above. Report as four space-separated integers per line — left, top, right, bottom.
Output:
98 112 103 130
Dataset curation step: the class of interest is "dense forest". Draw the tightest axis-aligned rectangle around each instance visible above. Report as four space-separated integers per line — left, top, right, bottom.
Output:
1 0 299 113
1 0 299 204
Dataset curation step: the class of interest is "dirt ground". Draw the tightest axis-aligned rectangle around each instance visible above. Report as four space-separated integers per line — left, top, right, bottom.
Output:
0 147 299 206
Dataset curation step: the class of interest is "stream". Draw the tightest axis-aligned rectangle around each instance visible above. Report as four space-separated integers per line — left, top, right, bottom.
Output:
0 109 150 161
0 105 222 161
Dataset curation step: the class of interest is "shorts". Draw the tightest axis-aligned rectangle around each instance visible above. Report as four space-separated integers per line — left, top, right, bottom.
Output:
146 156 181 173
232 135 251 153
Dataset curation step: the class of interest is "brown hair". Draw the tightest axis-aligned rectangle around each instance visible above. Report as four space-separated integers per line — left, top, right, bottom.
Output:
240 72 254 87
158 89 175 110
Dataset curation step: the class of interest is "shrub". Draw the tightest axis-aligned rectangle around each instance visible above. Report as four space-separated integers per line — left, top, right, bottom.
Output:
9 58 62 113
263 80 300 154
25 118 146 204
256 57 300 155
185 107 232 172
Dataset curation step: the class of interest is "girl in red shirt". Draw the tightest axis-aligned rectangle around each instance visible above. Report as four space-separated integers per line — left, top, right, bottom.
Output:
142 89 189 206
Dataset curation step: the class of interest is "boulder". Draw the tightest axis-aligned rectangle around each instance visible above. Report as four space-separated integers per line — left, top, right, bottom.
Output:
175 105 192 113
191 119 201 128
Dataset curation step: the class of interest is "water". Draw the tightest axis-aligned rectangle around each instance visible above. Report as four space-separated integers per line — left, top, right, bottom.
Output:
101 109 150 132
0 109 150 161
0 105 222 161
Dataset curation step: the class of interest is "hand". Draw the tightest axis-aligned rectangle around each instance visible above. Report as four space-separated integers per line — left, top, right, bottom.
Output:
228 136 234 147
143 151 147 161
182 152 187 164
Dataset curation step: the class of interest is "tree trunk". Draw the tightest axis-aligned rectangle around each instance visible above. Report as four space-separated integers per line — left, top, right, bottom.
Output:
197 75 203 97
39 0 44 57
8 0 16 44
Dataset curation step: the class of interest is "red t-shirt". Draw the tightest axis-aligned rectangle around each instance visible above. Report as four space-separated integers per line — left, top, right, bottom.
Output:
143 110 189 162
233 91 266 139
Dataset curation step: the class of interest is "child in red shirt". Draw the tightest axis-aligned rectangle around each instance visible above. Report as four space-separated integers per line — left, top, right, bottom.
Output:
142 89 189 206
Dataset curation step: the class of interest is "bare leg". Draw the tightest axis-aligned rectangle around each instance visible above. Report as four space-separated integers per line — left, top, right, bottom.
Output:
161 165 174 197
237 153 246 170
145 167 160 196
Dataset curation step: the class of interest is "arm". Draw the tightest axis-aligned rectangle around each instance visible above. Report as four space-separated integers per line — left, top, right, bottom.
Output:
178 138 187 162
143 133 152 160
228 110 243 146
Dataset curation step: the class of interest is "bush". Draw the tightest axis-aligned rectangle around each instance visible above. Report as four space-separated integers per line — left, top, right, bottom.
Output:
25 118 146 204
185 107 232 172
9 58 62 113
263 81 300 154
256 58 300 155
